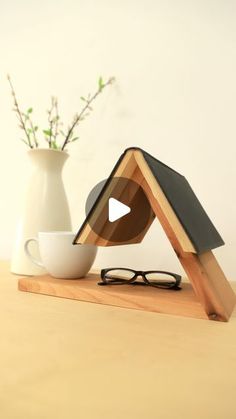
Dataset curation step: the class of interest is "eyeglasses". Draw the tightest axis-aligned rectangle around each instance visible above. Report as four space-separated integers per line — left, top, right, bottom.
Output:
98 268 182 290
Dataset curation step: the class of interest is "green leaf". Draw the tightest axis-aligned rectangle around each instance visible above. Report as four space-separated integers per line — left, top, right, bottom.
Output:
34 126 38 131
71 137 79 142
43 129 52 136
98 76 104 90
80 96 86 101
27 107 33 113
51 141 58 149
52 116 60 122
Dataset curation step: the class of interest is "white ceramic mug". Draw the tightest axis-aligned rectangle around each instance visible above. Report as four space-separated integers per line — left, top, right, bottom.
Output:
24 231 97 279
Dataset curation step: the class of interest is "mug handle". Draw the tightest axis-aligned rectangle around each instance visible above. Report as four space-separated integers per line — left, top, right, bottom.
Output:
24 238 44 267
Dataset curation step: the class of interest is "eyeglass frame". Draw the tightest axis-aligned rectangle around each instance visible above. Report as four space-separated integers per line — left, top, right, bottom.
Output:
98 268 182 290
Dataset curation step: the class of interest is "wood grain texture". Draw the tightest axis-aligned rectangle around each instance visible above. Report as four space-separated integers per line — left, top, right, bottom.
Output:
74 147 224 254
140 148 224 252
2 261 236 419
134 151 236 321
72 147 236 321
18 273 209 320
75 150 155 246
134 150 196 253
74 149 196 251
181 251 236 321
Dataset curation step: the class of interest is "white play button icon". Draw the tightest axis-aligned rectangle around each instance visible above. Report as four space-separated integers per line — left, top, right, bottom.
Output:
108 197 131 223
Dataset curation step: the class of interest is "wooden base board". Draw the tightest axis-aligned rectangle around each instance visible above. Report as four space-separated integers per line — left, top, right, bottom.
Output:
18 272 210 320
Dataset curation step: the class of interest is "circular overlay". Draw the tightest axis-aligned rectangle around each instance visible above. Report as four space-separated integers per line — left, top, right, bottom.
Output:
85 177 153 243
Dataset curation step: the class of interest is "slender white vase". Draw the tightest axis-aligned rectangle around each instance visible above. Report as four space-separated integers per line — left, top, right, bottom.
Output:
11 148 72 275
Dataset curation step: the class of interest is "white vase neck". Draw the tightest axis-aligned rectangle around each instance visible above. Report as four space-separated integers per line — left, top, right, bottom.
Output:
27 148 69 171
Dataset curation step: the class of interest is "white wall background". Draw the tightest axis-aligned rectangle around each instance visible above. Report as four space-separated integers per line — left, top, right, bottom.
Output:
0 0 236 278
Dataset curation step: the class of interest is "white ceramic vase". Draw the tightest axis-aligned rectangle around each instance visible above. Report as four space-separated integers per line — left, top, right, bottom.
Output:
11 148 72 275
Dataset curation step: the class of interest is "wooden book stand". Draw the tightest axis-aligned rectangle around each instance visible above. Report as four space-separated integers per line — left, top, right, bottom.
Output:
74 147 236 322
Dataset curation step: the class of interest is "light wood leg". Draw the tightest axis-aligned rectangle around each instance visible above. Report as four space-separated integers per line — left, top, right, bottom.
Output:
178 250 236 321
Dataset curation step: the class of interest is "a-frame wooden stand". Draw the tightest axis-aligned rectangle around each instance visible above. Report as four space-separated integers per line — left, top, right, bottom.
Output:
74 147 236 322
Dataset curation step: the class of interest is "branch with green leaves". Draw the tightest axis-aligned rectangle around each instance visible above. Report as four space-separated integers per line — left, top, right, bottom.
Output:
7 75 38 148
43 96 60 149
7 75 115 151
61 76 115 150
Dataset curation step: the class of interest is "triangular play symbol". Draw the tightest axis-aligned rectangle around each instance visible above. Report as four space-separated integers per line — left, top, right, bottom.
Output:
108 198 131 222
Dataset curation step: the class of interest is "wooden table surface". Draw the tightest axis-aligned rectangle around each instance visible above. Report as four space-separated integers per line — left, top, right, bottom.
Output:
1 261 236 419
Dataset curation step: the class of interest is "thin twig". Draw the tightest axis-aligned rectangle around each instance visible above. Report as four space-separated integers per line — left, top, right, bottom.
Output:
28 118 38 148
7 75 33 148
53 98 59 142
47 97 54 147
